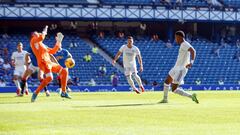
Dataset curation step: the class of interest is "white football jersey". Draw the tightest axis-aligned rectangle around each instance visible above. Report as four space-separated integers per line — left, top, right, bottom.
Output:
174 40 193 68
11 50 28 68
119 44 140 68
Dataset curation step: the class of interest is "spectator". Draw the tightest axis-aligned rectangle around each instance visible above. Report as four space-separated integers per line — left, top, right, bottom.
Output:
118 32 125 38
70 21 77 29
69 42 78 48
212 47 220 58
99 31 105 39
0 56 4 65
238 80 240 85
195 78 201 85
2 33 9 39
73 77 80 86
220 38 227 48
161 0 171 5
186 33 192 42
3 48 8 56
139 23 147 35
50 24 57 31
208 0 222 7
233 50 240 62
110 72 119 87
151 34 159 41
152 81 159 87
141 78 148 86
88 78 96 86
2 60 11 75
176 0 182 6
92 45 98 54
165 40 172 48
0 79 6 87
84 53 92 62
218 79 224 85
236 39 240 49
98 64 107 76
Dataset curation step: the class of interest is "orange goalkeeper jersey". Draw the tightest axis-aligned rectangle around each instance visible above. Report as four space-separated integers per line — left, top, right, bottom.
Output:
30 34 60 72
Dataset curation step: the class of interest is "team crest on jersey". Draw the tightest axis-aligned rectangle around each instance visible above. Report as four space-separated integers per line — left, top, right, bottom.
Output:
34 43 39 50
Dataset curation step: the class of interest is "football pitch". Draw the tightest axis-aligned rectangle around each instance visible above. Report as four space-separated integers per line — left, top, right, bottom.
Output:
0 91 239 135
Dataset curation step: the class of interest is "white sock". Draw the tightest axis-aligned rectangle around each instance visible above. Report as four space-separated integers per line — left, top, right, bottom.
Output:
163 83 170 100
132 74 143 87
24 82 28 91
126 75 136 90
13 80 21 90
174 87 192 98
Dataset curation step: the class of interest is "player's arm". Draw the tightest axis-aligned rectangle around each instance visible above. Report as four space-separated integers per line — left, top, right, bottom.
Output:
49 54 59 65
112 51 122 65
48 32 63 54
137 54 143 72
186 47 196 69
47 44 60 54
25 53 31 66
31 26 48 43
67 52 72 58
11 53 15 67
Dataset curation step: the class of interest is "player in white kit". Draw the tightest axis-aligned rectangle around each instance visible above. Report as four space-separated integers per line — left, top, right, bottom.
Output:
112 36 145 94
11 42 28 96
159 31 199 103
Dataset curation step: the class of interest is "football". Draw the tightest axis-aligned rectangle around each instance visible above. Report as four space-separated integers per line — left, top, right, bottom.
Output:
65 58 75 68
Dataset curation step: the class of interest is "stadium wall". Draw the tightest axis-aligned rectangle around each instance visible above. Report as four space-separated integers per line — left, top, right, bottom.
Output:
0 85 240 93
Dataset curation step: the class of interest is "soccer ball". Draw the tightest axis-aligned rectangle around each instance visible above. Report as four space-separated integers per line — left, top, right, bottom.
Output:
65 58 75 68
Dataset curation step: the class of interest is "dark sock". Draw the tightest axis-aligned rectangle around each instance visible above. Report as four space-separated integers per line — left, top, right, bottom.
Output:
20 79 26 94
58 78 61 89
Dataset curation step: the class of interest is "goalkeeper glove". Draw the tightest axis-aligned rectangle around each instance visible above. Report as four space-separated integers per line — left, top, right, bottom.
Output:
42 25 48 35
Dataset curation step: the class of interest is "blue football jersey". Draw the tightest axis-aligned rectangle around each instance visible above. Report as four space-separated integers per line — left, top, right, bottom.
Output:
54 48 72 68
27 47 38 67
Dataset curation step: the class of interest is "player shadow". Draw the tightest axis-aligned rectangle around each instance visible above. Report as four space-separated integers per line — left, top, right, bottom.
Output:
73 103 158 108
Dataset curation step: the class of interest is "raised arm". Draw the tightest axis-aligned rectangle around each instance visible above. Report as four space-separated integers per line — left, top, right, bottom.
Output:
47 43 61 54
48 32 64 54
31 26 48 43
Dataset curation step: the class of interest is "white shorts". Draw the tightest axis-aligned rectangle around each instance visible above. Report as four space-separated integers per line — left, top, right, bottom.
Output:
14 66 26 77
124 66 138 76
169 67 188 85
28 63 39 73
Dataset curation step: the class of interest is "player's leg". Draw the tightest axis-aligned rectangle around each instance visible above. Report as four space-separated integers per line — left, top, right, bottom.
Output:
20 68 29 95
31 67 53 102
13 70 22 96
126 75 140 94
38 70 50 97
159 75 173 103
159 68 175 103
125 68 140 94
52 64 71 99
171 69 199 104
132 72 145 92
20 68 33 95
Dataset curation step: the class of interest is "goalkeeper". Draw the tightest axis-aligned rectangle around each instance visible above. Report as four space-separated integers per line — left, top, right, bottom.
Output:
30 26 71 102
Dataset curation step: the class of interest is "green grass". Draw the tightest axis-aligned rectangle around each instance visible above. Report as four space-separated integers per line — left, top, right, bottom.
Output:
0 91 240 135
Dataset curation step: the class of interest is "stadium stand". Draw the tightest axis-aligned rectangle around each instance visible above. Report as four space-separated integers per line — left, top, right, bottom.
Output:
92 35 240 85
1 31 239 86
0 34 125 86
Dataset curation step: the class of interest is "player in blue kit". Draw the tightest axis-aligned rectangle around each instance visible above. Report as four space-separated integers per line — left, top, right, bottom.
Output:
20 47 51 96
54 48 73 93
